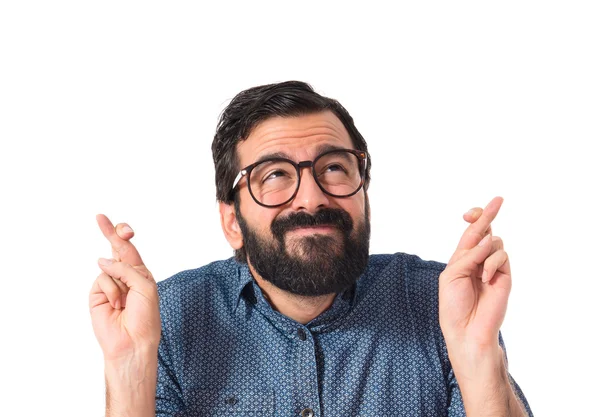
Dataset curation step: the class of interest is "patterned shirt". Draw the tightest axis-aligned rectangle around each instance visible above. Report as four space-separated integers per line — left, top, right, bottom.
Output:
155 253 533 416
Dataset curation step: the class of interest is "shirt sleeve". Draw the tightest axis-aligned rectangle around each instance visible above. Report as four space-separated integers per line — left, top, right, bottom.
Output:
155 329 185 416
446 332 534 416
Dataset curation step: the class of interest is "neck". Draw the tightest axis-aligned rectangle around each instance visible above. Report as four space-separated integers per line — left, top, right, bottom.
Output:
248 262 336 324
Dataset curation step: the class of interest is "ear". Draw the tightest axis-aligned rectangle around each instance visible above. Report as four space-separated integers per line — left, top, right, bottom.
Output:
219 202 243 250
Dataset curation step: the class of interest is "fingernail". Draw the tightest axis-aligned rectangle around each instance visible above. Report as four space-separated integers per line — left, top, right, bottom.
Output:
481 270 488 283
478 234 491 247
98 258 114 266
115 299 121 310
464 209 475 217
122 226 133 234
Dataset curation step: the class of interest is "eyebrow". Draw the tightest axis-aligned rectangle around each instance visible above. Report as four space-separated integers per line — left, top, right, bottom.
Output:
252 151 291 166
253 144 349 166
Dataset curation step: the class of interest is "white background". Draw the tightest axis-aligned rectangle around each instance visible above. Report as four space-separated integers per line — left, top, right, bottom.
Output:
1 1 598 416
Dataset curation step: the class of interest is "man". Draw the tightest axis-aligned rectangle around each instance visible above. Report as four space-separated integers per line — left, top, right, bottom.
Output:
90 81 533 416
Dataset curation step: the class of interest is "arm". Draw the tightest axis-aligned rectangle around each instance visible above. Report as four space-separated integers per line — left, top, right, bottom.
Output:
447 341 527 416
105 349 158 417
90 216 162 417
439 198 530 416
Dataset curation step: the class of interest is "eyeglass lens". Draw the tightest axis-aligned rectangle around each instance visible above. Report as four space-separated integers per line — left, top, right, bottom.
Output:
248 150 363 207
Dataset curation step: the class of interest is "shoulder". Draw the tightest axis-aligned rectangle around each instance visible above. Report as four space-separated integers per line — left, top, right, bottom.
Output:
157 257 238 289
364 252 446 285
357 253 446 307
156 257 242 310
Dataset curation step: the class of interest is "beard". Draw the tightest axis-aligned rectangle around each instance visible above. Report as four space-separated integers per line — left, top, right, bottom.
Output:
235 202 370 297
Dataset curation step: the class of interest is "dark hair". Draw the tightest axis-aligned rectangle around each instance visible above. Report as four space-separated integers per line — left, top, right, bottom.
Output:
211 80 371 204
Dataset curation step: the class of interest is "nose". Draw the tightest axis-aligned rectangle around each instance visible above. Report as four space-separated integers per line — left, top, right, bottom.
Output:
290 167 331 212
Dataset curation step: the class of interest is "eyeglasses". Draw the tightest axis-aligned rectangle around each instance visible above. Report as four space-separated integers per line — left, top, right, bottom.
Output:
231 149 368 208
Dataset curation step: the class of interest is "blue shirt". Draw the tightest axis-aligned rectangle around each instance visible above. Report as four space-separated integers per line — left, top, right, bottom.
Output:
155 253 533 416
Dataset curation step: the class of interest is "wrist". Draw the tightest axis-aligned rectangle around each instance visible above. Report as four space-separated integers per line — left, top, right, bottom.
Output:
447 343 526 416
104 344 159 367
105 347 158 389
445 339 504 376
104 349 158 417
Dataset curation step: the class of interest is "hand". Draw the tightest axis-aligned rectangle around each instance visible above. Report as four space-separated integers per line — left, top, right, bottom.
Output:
438 197 511 349
89 215 161 362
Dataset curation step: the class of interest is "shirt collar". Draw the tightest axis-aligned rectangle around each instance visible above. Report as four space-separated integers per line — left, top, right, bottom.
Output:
232 261 356 332
232 261 254 313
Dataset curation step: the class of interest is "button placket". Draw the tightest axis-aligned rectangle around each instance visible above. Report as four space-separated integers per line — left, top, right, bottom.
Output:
294 328 320 417
297 328 307 341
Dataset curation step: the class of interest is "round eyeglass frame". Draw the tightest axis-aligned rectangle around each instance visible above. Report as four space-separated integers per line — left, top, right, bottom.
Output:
230 148 368 208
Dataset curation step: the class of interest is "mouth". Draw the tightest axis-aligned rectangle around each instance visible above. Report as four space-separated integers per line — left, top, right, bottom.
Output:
287 225 338 236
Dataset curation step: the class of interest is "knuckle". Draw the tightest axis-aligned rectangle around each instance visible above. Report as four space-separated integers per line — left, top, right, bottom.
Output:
112 275 128 288
98 272 112 281
467 230 485 241
133 265 149 277
468 257 480 269
115 261 132 270
116 244 130 256
489 249 507 264
107 286 121 298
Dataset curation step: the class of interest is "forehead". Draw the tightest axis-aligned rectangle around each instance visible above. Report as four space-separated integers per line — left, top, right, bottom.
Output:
237 111 354 166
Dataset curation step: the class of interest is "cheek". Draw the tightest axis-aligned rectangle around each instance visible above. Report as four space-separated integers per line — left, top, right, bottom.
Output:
241 198 280 234
258 213 278 234
340 195 366 221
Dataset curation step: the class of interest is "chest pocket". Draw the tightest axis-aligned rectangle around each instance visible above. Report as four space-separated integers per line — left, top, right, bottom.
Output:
182 388 274 417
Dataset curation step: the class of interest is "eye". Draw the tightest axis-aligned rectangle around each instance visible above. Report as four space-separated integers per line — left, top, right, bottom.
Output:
323 163 347 174
263 169 288 183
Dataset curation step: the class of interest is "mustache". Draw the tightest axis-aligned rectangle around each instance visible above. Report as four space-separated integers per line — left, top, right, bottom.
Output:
271 208 354 239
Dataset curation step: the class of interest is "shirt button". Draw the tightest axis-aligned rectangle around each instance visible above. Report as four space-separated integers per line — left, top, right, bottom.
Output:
225 396 238 406
300 408 314 417
297 328 307 341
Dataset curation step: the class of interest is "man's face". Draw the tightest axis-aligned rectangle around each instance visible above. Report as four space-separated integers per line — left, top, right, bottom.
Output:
234 111 370 296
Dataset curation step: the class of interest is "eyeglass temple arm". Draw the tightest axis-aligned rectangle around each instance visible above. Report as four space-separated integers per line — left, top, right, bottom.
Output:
231 169 247 190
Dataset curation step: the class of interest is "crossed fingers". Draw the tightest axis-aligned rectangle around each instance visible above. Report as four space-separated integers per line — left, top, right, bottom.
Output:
96 214 153 279
449 197 503 265
94 214 155 308
89 259 156 311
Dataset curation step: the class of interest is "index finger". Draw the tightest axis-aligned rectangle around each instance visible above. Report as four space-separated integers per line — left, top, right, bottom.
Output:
463 207 492 236
456 196 503 251
96 214 145 266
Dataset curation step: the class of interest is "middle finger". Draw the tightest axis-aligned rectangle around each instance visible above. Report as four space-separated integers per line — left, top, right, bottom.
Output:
455 196 503 252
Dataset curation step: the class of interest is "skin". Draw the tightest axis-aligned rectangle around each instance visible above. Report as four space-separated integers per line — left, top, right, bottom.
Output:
90 216 159 417
441 198 527 415
441 198 509 347
89 111 526 416
219 111 368 323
